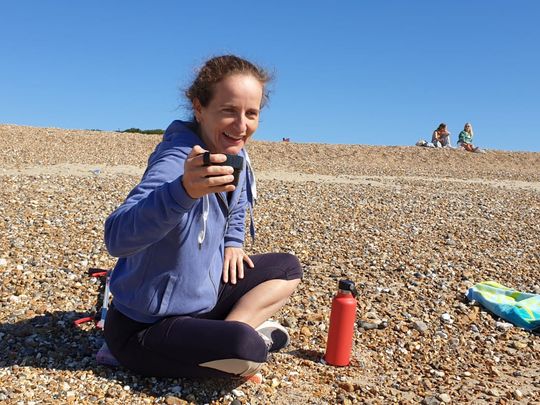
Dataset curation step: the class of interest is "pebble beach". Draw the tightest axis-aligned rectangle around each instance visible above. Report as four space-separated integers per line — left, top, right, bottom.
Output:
1 124 539 404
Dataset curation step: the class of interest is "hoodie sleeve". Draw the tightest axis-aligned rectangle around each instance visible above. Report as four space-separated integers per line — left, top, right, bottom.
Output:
104 140 197 257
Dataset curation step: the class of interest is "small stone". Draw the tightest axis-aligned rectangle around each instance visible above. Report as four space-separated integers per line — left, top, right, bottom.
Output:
338 381 354 392
468 306 479 321
364 312 380 320
231 389 245 397
490 365 501 377
438 393 451 403
245 372 263 384
512 341 528 350
358 320 379 330
422 396 441 405
300 326 312 336
462 270 473 280
513 389 524 400
496 321 513 330
440 313 453 324
282 317 297 328
0 258 7 266
435 331 448 339
487 388 500 397
165 396 183 405
412 320 428 334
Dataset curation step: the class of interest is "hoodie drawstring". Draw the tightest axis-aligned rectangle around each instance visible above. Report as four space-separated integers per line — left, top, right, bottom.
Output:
244 151 257 242
198 194 209 249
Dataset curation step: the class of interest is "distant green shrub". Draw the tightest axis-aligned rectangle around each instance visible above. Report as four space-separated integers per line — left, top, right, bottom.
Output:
120 128 165 135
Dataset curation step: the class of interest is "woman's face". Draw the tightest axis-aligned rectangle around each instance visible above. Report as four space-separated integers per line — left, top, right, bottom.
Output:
194 74 263 155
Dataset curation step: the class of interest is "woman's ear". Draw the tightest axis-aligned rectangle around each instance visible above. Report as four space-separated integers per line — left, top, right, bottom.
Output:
193 99 202 123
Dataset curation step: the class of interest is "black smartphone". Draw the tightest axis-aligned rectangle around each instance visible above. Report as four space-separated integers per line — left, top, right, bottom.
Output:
202 152 244 186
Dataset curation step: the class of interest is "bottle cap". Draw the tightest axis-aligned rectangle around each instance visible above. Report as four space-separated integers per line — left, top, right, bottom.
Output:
338 279 358 297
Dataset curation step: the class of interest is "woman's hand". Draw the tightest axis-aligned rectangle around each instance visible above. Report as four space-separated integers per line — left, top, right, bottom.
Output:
223 247 254 284
182 145 236 199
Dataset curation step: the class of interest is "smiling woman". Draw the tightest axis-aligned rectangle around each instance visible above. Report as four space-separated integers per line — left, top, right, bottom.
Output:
185 56 270 156
102 54 302 379
193 74 262 155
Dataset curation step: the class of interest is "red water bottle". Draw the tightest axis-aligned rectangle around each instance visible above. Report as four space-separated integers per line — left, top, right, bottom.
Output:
324 279 358 366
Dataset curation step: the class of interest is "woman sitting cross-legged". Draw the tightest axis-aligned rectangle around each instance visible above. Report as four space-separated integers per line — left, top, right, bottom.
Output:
458 122 485 153
102 54 302 379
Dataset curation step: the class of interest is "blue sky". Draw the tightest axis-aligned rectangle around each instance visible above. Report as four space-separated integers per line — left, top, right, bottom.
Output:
1 1 539 152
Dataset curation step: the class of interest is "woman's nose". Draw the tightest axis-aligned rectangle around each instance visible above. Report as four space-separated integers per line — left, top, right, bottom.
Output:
234 114 248 133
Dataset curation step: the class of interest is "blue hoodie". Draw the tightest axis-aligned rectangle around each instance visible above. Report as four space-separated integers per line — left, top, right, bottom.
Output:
104 120 255 323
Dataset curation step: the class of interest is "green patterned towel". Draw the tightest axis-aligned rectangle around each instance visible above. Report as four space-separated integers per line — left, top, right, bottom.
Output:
466 281 540 331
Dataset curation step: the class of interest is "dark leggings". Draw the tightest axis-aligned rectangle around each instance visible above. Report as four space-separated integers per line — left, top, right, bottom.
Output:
104 253 302 378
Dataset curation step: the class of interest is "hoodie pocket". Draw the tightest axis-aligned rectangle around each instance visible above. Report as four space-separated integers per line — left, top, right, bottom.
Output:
147 274 177 316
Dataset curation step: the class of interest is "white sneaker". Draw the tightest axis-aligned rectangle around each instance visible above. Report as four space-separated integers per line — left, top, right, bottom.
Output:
256 320 290 352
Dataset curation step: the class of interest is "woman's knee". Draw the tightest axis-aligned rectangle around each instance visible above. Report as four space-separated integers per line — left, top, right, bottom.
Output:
226 321 267 361
281 253 303 280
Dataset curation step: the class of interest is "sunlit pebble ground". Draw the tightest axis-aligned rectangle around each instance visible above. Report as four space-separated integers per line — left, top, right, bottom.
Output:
0 124 539 404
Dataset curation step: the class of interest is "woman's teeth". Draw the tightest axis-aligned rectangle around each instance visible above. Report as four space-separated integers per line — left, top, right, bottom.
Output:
224 132 242 140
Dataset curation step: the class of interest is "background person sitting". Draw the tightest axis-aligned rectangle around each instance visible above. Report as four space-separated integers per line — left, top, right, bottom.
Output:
431 123 452 148
458 122 485 153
